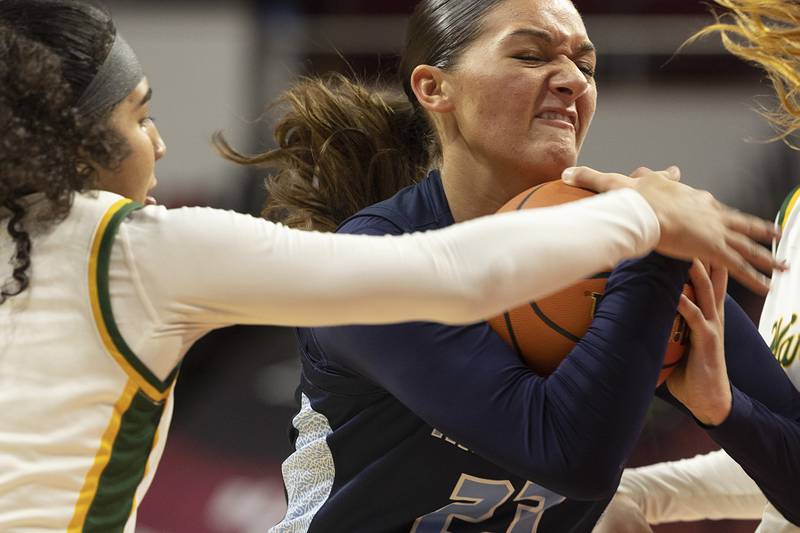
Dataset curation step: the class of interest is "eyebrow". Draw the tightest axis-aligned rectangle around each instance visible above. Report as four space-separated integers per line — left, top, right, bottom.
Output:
502 28 596 55
138 88 153 107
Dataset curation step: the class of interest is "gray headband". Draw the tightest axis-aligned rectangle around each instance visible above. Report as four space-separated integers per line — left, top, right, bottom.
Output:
75 33 144 117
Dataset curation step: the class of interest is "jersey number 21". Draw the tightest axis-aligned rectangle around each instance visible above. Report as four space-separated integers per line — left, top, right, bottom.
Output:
411 474 565 532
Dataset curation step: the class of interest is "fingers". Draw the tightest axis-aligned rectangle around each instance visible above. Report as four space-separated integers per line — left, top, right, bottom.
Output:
709 264 728 319
630 167 652 179
562 166 633 192
724 208 782 245
714 245 771 296
688 260 717 321
678 293 706 331
630 166 681 181
724 231 780 277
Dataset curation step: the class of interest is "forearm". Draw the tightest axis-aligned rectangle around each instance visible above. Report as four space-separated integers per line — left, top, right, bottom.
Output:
531 254 688 497
697 297 800 525
425 188 659 322
618 450 766 524
124 189 657 329
706 389 800 525
321 254 688 500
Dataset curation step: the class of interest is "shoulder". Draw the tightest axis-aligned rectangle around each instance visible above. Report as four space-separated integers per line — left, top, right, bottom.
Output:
338 213 405 236
777 185 800 232
72 190 131 219
338 180 435 236
121 204 272 243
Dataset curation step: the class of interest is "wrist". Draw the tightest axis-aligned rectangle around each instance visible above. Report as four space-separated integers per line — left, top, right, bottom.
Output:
692 390 733 427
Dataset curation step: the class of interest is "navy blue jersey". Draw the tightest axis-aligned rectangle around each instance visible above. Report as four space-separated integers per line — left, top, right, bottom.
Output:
272 171 800 532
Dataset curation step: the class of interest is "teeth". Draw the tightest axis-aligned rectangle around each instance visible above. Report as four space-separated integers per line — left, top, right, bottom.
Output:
539 112 571 123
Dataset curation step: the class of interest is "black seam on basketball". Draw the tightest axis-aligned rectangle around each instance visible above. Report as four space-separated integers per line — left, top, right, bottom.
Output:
503 312 523 355
515 183 602 345
529 302 582 343
515 183 546 210
661 359 682 369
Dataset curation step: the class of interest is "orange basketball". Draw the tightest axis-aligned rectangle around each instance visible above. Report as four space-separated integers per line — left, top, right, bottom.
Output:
487 180 692 386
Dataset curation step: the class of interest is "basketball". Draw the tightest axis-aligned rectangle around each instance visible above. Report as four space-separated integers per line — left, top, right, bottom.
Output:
488 181 693 386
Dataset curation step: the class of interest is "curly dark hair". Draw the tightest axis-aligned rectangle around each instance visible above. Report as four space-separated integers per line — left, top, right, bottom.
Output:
0 0 130 304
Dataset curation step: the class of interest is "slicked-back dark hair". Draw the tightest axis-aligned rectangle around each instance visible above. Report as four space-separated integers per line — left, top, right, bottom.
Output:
399 0 503 105
0 0 128 304
216 0 505 232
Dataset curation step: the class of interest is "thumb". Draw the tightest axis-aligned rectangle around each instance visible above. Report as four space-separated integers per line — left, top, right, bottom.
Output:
562 166 633 193
666 165 682 182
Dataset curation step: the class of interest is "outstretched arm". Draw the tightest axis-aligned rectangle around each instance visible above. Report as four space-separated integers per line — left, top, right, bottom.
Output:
119 188 659 330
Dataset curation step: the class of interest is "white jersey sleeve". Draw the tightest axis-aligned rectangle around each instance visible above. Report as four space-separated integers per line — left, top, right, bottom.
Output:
107 188 659 380
758 504 800 533
617 450 768 524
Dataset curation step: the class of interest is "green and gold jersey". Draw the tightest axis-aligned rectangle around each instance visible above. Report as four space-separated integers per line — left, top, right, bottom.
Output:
0 192 175 532
755 185 800 532
761 186 800 390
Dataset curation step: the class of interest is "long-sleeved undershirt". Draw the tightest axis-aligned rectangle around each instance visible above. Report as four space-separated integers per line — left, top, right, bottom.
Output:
104 188 659 380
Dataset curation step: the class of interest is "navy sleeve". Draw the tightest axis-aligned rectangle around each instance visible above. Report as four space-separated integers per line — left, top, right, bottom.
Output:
311 215 688 501
659 296 800 525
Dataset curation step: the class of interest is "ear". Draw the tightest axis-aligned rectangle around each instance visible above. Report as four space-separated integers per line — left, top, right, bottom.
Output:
410 64 454 114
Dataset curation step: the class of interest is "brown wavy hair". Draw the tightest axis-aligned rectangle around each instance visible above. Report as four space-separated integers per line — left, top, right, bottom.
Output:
215 0 504 231
0 0 129 304
214 74 433 232
691 0 800 143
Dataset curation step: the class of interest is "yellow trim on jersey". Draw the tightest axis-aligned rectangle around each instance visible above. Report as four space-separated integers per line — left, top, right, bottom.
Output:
68 380 138 532
88 199 168 401
782 187 800 231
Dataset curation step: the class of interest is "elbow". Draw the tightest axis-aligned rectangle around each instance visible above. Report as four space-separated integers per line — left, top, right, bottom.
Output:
565 466 621 501
516 453 622 502
564 443 625 500
781 508 800 527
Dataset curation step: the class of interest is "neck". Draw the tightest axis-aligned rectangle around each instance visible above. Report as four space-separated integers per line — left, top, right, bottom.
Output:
439 146 556 223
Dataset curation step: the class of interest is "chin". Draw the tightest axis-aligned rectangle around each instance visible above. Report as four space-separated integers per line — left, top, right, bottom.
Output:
520 150 576 182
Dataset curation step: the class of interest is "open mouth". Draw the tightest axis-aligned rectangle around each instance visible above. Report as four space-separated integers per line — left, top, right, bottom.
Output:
535 109 577 130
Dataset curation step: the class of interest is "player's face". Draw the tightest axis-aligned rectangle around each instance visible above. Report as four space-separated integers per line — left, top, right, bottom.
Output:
445 0 596 183
95 78 166 205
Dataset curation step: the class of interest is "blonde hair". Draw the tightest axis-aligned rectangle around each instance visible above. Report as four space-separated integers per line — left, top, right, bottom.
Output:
691 0 800 143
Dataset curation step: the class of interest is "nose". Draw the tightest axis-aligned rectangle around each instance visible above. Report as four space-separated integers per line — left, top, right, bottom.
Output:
152 126 167 161
549 57 590 104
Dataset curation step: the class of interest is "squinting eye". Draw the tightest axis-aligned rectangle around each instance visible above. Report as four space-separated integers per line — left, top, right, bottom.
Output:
578 65 596 78
140 116 156 127
514 55 545 63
